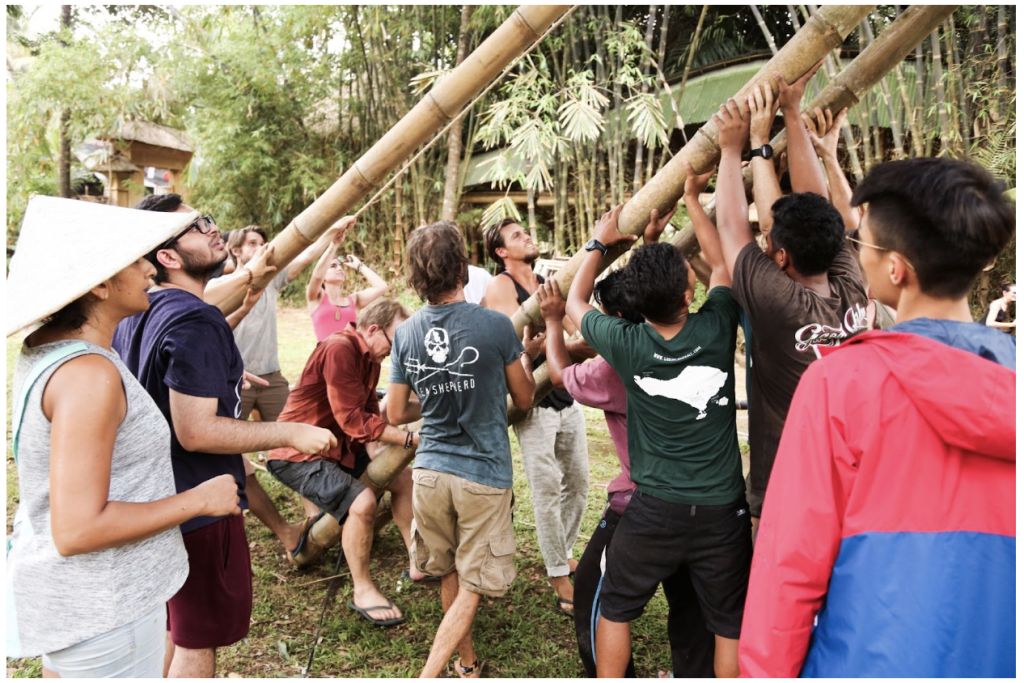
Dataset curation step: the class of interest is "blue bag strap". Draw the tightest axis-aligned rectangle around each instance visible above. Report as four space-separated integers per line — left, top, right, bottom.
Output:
11 342 90 465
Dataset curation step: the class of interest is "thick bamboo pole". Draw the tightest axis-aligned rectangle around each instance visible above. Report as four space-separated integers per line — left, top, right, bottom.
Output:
669 4 958 259
217 5 572 315
508 5 965 420
506 4 872 341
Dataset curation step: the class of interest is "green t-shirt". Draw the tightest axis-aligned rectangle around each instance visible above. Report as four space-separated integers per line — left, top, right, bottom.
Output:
580 286 744 505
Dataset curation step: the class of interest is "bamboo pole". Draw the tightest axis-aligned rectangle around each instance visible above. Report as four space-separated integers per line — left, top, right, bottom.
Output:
216 5 573 314
501 5 872 415
669 4 957 259
508 5 873 338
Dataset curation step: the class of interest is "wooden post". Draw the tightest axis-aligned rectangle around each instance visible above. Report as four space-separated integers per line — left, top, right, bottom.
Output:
216 5 573 315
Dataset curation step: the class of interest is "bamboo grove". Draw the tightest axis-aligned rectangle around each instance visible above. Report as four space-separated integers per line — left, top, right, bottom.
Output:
6 5 1017 299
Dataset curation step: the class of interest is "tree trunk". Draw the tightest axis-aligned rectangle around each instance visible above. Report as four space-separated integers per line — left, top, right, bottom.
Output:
674 4 708 124
750 5 780 55
997 5 1008 119
944 17 970 153
393 181 404 273
58 5 73 199
647 5 671 182
441 5 475 222
930 30 949 156
633 4 658 192
892 6 924 156
861 17 905 159
217 5 573 315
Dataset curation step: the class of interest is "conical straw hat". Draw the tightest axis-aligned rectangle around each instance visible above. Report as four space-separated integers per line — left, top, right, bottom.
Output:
6 196 200 337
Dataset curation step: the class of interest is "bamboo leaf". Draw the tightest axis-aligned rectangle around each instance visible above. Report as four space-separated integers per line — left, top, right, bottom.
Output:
625 92 669 148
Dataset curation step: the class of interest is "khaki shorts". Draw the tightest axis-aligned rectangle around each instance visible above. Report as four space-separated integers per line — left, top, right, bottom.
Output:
411 469 516 597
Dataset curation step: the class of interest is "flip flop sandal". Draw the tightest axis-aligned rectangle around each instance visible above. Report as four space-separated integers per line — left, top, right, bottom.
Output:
555 596 574 618
401 570 442 583
287 511 326 566
347 600 406 627
454 658 484 678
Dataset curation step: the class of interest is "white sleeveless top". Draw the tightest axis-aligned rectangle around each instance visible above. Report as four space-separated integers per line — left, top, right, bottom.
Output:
7 340 188 656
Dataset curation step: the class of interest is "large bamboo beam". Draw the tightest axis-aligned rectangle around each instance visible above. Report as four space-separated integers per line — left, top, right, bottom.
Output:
506 5 873 339
217 5 573 315
502 5 872 416
669 4 957 259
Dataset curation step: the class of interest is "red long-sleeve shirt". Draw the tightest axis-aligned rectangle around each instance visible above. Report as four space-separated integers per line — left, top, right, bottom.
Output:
267 324 386 469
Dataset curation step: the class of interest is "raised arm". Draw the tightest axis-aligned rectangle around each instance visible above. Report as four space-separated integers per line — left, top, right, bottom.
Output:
224 287 264 330
307 220 352 305
713 100 754 281
775 59 829 198
204 242 277 311
345 256 389 310
45 356 241 557
505 327 537 411
748 81 783 236
683 161 730 289
803 107 860 233
566 204 637 330
986 300 1016 329
287 218 351 283
537 280 572 389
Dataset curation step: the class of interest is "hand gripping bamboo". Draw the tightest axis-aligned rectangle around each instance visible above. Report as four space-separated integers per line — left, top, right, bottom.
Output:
506 4 874 421
668 4 958 259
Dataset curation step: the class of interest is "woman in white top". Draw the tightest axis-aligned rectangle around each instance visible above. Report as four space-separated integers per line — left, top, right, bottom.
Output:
6 198 241 678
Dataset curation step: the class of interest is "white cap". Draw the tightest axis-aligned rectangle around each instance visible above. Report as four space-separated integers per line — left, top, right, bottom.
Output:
6 196 200 336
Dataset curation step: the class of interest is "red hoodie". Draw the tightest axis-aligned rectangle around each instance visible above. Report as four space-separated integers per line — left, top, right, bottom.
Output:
739 330 1016 678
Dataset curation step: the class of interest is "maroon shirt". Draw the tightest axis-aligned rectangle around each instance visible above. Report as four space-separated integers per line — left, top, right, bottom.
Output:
267 324 386 469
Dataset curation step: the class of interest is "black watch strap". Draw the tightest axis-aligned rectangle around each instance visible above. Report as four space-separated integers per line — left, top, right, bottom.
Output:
744 144 774 161
585 239 608 256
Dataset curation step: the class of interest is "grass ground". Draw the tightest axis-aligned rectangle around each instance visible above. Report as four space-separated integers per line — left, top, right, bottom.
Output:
6 303 749 678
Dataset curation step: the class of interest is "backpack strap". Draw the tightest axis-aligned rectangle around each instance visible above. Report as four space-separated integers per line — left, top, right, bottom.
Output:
11 342 89 465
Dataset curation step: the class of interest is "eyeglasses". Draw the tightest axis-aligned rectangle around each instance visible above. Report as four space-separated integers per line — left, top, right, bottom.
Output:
846 228 915 271
157 214 217 251
381 327 393 349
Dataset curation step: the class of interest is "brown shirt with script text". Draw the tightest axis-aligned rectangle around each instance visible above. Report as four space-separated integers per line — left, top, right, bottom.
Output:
731 242 868 501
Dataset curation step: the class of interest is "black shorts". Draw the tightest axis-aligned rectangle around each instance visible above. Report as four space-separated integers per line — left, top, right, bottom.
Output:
599 491 752 639
267 450 370 523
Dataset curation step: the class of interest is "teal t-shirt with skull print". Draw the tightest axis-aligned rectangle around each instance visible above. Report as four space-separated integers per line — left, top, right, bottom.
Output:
389 301 523 489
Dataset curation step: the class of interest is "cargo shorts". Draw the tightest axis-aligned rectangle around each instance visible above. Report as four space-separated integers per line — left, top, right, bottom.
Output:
410 469 516 597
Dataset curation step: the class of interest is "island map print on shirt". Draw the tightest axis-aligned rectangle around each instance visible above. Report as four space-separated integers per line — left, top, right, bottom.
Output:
634 365 729 420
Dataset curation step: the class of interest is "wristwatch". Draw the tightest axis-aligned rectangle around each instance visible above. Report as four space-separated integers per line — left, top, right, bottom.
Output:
584 238 608 256
744 144 774 162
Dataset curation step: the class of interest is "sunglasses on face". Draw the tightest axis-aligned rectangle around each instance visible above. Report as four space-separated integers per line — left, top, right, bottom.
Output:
157 214 217 250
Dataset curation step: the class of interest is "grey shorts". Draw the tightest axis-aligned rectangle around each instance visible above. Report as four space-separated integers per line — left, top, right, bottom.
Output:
266 453 369 523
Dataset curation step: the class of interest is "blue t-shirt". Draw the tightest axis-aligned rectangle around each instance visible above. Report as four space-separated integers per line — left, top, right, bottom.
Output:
389 302 523 489
892 318 1016 370
113 288 248 533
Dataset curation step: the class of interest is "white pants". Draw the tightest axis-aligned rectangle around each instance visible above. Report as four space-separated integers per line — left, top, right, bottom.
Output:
42 604 166 678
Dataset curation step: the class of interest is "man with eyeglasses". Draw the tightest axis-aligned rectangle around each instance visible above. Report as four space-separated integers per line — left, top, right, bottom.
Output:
713 66 869 531
265 298 417 626
113 194 337 677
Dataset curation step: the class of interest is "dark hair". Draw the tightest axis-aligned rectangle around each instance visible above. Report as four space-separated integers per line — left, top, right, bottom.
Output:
769 193 846 276
227 226 268 266
134 193 184 285
594 270 643 324
406 220 470 302
621 243 690 325
483 218 518 272
851 158 1015 299
999 281 1015 294
41 296 95 332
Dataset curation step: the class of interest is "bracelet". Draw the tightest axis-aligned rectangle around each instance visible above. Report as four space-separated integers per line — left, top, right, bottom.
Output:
242 267 253 286
404 431 414 450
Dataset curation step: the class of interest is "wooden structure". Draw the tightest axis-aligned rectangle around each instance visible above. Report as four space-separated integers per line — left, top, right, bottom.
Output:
89 121 193 207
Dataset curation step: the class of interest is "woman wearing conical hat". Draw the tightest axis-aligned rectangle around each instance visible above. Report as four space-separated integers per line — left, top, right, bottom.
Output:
6 197 241 677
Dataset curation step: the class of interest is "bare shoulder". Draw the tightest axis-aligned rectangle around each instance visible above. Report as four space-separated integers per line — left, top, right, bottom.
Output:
44 353 124 415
